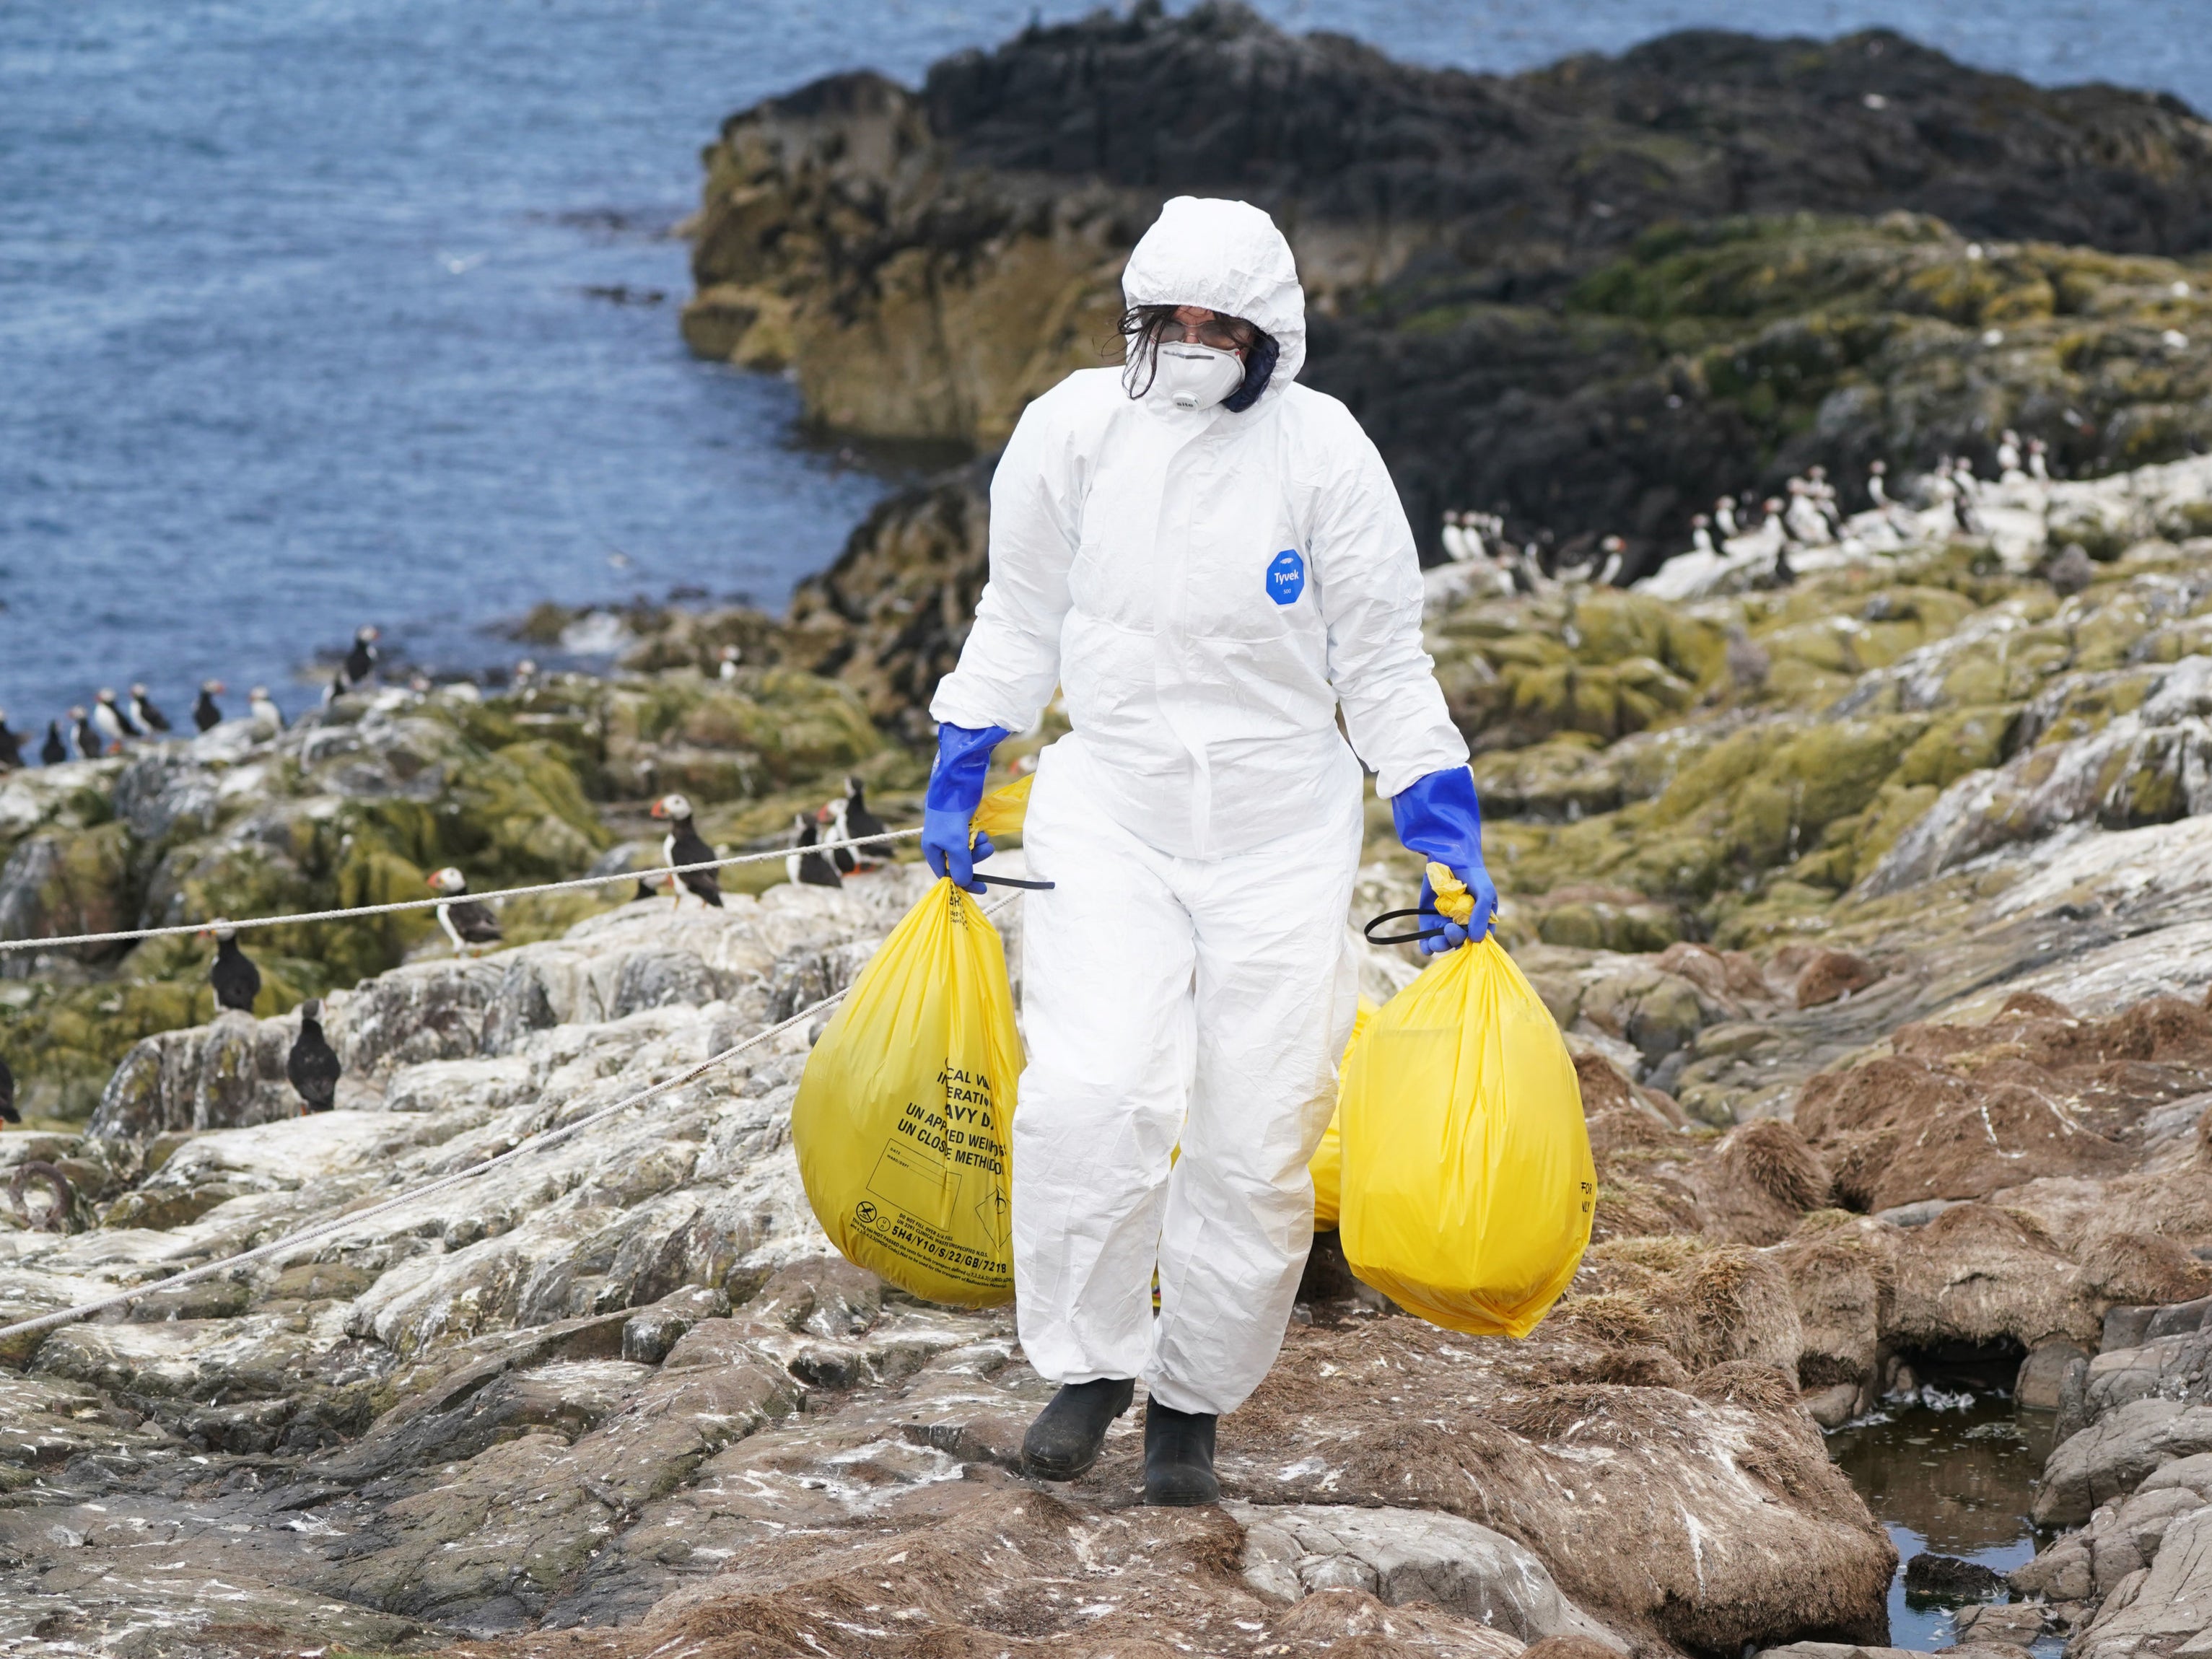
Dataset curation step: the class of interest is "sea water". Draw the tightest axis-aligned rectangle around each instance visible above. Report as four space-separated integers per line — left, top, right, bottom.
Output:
3 0 2207 730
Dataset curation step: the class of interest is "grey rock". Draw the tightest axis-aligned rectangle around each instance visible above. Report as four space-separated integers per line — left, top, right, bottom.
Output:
622 1284 732 1365
2149 1297 2212 1341
88 1009 300 1142
1874 1198 1958 1229
110 753 219 844
611 946 719 1017
2019 1340 2091 1413
2012 1536 2094 1602
2095 1529 2150 1594
2114 1487 2209 1562
2037 1400 2212 1526
479 955 559 1054
2080 1327 2212 1430
2108 1303 2164 1352
2073 1507 2212 1659
1226 1502 1627 1649
2140 1453 2212 1502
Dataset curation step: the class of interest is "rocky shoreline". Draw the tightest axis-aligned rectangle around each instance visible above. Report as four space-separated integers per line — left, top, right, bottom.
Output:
14 10 2212 1655
2 438 2212 1653
682 2 2212 572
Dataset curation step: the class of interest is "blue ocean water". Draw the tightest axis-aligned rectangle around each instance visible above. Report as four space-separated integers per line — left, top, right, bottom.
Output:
3 1 2208 735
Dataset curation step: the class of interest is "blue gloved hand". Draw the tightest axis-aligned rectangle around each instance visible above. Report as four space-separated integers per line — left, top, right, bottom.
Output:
922 722 1009 893
1391 766 1498 953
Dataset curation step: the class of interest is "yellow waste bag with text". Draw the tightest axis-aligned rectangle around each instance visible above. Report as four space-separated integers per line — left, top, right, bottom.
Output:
1337 934 1593 1337
792 878 1021 1305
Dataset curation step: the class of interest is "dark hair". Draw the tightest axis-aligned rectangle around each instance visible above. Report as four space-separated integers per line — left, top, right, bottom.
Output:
1114 303 1278 412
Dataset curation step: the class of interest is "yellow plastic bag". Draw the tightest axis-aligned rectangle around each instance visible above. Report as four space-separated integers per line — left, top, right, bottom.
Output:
1337 869 1594 1336
792 878 1021 1305
969 771 1033 841
1308 997 1378 1232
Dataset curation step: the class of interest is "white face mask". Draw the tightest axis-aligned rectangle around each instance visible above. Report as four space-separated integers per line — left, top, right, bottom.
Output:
1150 340 1246 411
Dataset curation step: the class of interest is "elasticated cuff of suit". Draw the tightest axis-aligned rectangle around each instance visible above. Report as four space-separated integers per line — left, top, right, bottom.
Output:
924 722 1010 815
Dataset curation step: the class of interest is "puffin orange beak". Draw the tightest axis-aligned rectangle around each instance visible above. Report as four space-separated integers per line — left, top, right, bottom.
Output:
649 802 667 818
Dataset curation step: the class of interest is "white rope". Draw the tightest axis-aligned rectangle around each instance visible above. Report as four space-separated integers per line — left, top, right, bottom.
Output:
0 893 1018 1345
0 827 922 953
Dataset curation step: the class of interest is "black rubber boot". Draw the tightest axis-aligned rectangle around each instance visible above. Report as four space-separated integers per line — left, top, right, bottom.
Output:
1142 1397 1220 1506
1021 1378 1135 1480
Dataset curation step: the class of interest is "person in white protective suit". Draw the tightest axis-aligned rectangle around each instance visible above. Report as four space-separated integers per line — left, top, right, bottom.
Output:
921 196 1496 1506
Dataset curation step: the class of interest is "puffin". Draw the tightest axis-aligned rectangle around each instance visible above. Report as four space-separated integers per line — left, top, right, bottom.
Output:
193 680 226 732
427 867 502 954
1595 535 1627 587
1439 512 1469 563
633 873 665 903
825 798 858 876
326 625 381 703
287 1000 341 1113
716 644 741 680
202 923 261 1013
650 793 724 909
842 776 891 862
1866 460 1889 507
69 707 99 760
1689 514 1716 556
1713 495 1739 539
0 1053 16 1124
89 690 134 753
129 684 172 733
786 810 843 889
248 686 283 730
40 722 66 765
2028 438 2051 482
0 712 22 771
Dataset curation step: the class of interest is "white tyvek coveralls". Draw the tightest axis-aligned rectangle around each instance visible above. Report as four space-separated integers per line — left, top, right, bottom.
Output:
929 196 1469 1416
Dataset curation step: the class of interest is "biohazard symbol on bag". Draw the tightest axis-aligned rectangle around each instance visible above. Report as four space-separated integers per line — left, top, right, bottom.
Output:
1334 914 1594 1339
792 878 1023 1305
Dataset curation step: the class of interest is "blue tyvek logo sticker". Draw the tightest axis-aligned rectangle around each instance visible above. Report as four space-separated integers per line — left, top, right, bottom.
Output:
1266 549 1305 605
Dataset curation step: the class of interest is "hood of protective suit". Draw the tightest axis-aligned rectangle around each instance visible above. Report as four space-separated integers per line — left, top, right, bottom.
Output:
1122 196 1306 400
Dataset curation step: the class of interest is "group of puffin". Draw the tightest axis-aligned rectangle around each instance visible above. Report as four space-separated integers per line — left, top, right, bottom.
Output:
640 776 890 906
1435 437 2065 595
0 629 927 1137
0 627 382 772
784 776 893 889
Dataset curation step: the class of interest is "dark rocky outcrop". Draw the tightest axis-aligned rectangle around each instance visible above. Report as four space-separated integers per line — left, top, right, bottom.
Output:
686 3 2212 569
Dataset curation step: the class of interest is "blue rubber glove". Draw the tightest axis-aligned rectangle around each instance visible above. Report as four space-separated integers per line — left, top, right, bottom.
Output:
1391 766 1499 953
922 722 1009 893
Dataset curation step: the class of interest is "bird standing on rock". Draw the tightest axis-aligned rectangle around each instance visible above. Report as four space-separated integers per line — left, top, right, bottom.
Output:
287 1000 341 1113
40 722 66 766
0 712 23 771
650 793 724 909
202 923 261 1013
248 687 283 730
130 684 171 733
786 810 843 888
326 626 382 703
89 690 135 753
427 867 503 955
193 680 226 732
68 707 98 760
841 776 891 862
